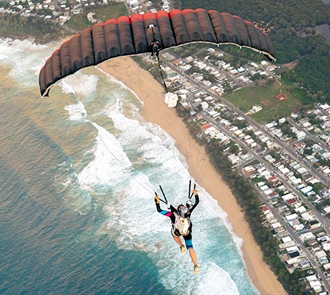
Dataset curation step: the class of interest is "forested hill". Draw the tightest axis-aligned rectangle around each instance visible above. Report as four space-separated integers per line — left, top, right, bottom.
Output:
180 0 330 104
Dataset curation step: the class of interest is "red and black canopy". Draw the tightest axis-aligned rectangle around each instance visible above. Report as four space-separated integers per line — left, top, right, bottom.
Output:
39 8 275 97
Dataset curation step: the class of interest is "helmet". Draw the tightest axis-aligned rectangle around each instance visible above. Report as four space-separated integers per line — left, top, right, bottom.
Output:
177 204 189 218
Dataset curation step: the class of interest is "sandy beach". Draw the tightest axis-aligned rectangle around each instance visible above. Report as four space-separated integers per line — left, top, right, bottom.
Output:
98 56 287 295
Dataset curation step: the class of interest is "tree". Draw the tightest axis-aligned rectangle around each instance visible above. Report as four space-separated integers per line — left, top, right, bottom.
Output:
303 148 313 155
229 144 239 154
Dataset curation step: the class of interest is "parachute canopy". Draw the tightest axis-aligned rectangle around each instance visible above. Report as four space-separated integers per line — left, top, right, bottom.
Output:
39 8 275 97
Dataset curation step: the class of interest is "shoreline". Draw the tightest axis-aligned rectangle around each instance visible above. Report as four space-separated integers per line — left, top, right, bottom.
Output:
98 56 287 295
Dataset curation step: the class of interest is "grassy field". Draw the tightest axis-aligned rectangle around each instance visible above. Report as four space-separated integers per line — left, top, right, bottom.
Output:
65 2 127 30
223 79 301 123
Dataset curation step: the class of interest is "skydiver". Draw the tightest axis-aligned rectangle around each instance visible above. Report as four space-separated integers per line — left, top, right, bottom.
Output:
150 40 160 57
154 187 200 274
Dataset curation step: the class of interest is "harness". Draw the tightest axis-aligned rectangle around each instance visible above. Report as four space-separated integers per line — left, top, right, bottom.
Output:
155 182 197 237
173 212 191 236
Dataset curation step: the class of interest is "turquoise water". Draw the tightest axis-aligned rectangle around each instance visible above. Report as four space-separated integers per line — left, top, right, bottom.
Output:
0 39 258 294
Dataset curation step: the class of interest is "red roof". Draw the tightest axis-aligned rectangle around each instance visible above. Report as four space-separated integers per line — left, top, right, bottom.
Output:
286 198 297 205
276 93 287 101
262 205 270 212
268 176 277 182
201 123 212 130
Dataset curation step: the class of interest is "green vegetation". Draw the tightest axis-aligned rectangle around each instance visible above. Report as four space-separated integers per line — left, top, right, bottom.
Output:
224 80 301 123
282 54 330 103
0 2 127 42
132 56 164 85
180 0 330 104
0 14 68 43
176 105 306 294
65 2 127 30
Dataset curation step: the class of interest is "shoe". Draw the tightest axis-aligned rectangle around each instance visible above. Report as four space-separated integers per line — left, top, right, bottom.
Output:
194 265 199 275
180 245 186 253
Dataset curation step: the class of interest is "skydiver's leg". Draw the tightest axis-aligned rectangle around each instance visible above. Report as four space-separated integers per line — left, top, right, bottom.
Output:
188 248 197 266
183 234 198 274
171 228 185 252
172 235 184 247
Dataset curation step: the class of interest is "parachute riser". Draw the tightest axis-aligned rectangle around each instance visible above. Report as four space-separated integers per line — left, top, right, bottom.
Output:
159 185 168 204
156 182 196 208
155 54 168 93
154 191 167 204
147 24 168 93
189 183 196 200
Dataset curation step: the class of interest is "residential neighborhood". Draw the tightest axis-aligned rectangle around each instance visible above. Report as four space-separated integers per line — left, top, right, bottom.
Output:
155 46 330 293
0 0 168 25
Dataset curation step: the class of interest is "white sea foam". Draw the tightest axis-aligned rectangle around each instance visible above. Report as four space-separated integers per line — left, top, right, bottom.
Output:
96 108 256 293
55 78 258 294
0 38 56 87
159 261 240 295
60 71 99 96
107 107 177 166
1 37 260 294
0 54 9 62
4 38 49 53
64 102 87 121
68 102 257 294
77 122 132 190
40 50 258 293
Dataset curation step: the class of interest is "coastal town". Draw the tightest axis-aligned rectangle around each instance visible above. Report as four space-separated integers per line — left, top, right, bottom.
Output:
0 0 166 24
154 46 330 294
1 0 330 293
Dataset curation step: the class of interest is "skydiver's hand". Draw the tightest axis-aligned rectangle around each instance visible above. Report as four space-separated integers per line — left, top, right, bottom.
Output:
193 188 198 195
167 203 171 209
155 195 160 204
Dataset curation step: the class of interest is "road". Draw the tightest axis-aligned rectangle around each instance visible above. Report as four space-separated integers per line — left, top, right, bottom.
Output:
204 111 330 234
160 55 330 291
162 53 330 186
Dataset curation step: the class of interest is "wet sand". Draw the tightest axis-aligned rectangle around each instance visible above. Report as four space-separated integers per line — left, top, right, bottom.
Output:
98 56 287 295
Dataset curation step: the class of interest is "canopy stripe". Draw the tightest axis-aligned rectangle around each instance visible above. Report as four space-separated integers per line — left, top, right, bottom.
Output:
39 8 275 97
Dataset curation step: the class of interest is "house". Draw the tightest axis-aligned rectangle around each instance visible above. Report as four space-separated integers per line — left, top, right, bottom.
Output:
306 275 322 293
322 242 330 252
268 175 277 182
262 205 270 214
315 250 329 265
228 154 239 165
286 245 300 257
285 213 298 222
323 205 330 215
243 166 256 176
309 219 321 229
282 193 295 201
301 186 313 194
295 206 307 214
271 222 284 232
300 232 315 242
286 198 297 206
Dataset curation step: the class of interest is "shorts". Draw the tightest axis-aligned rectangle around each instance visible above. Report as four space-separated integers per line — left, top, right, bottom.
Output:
171 226 193 249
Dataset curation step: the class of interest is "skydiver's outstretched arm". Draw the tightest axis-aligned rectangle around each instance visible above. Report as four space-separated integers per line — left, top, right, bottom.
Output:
155 200 163 213
188 191 200 214
169 204 176 212
154 196 176 222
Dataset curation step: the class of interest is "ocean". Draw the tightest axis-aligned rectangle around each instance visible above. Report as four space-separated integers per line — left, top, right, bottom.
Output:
0 39 259 295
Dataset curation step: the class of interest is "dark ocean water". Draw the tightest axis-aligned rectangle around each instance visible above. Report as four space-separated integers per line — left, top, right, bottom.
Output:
0 85 168 295
0 39 258 295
